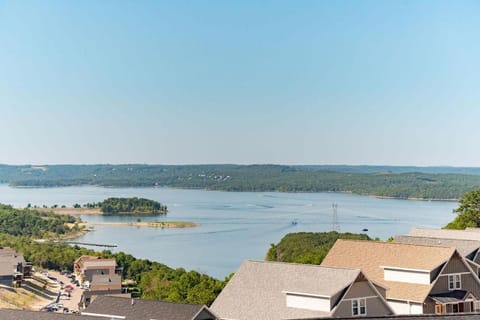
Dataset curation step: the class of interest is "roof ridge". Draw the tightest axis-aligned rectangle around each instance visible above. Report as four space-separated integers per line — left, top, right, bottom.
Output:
246 259 361 272
336 239 456 251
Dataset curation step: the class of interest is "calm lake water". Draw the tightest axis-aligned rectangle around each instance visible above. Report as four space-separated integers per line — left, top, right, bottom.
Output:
0 185 457 279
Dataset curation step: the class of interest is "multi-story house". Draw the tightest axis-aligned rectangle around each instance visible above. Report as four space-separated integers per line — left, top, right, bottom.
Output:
211 260 393 319
321 240 480 315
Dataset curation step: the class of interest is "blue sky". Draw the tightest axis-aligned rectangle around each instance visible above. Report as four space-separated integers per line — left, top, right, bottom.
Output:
1 0 479 165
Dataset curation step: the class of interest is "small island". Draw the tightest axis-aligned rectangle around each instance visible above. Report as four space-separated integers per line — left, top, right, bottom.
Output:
96 197 168 215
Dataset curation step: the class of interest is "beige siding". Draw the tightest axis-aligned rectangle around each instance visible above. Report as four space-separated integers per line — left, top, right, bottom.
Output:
373 283 387 299
333 297 390 317
343 282 375 299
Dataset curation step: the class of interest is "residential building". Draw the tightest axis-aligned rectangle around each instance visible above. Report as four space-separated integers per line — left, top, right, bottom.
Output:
0 246 31 286
211 260 393 320
321 240 480 315
393 235 480 276
74 256 118 284
82 295 218 320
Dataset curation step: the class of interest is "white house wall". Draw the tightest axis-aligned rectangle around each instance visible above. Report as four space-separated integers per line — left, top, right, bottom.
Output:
387 300 423 315
384 268 430 285
285 293 331 312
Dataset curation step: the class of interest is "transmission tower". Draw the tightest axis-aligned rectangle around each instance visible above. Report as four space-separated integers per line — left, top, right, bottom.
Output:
331 203 340 232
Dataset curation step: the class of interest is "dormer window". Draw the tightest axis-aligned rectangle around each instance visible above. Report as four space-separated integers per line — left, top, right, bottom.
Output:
352 298 366 316
448 274 461 290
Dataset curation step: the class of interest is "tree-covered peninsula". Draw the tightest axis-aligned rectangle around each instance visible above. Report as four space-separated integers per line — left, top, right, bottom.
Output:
266 231 371 264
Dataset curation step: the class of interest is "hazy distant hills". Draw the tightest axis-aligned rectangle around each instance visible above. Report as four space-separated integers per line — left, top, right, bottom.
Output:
1 164 480 200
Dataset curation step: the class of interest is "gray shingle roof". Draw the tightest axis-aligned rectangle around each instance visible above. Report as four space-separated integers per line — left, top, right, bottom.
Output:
210 260 362 320
394 235 480 258
91 273 121 285
409 228 480 241
0 309 99 320
83 295 215 320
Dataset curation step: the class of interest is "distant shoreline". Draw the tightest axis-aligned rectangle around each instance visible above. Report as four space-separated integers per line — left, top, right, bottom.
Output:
37 207 102 215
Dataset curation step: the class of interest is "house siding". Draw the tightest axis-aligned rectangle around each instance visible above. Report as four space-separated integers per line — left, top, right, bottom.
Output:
332 281 392 317
334 297 390 317
431 254 480 296
441 254 470 274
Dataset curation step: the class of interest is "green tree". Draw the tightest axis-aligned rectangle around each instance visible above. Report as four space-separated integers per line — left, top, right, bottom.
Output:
445 189 480 229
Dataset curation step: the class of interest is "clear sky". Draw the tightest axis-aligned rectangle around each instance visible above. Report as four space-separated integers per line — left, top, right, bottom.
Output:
1 0 479 166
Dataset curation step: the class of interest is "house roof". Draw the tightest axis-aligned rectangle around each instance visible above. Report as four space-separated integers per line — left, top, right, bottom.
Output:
0 309 99 320
393 235 480 258
83 259 116 269
0 261 15 277
210 260 363 320
321 240 456 302
288 312 480 320
91 273 122 285
83 295 215 320
409 228 480 241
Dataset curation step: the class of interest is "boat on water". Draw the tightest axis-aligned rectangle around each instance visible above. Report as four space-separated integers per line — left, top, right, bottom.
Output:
362 228 368 232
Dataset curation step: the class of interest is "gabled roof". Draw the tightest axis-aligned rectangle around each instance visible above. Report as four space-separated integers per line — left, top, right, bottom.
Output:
394 235 480 258
321 240 456 302
210 260 363 320
83 295 215 320
409 228 480 241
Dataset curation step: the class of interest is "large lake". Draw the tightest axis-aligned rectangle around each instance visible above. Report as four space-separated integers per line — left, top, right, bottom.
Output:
0 185 457 279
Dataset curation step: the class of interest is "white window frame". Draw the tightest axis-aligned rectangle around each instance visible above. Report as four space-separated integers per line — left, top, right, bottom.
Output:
448 274 462 290
352 298 366 316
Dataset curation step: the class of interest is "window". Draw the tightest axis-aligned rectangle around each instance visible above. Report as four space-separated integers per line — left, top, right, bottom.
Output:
352 298 366 316
448 274 462 290
474 301 480 312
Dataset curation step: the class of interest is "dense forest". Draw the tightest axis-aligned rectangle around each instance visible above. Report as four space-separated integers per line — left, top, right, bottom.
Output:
83 197 167 215
266 231 371 264
0 204 225 305
1 164 480 200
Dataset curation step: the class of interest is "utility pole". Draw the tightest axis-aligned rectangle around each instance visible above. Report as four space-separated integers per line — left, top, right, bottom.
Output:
332 203 340 232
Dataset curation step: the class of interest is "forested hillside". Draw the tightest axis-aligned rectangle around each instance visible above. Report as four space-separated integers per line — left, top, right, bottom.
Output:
1 164 480 200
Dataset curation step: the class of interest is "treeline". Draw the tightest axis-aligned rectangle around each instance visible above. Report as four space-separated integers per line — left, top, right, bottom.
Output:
0 204 77 238
98 197 167 215
266 231 371 264
2 164 480 200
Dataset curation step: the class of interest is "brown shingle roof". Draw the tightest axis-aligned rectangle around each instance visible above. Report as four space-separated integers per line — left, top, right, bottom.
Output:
321 240 455 302
211 260 363 320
